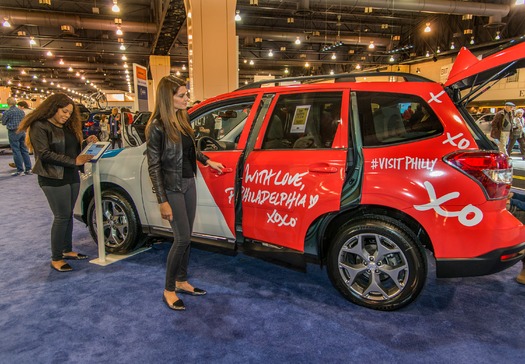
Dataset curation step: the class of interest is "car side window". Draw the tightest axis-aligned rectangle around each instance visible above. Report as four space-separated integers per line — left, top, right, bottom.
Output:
356 92 444 146
261 92 342 149
193 103 252 140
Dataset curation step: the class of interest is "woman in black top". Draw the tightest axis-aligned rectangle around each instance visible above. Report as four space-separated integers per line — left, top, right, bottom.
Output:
18 93 98 272
146 75 223 311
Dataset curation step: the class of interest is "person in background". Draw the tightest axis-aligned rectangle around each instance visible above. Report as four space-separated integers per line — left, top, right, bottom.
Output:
2 97 32 176
121 107 134 125
109 108 122 149
17 93 98 272
506 108 525 159
146 75 224 311
491 101 515 155
402 105 414 121
17 100 32 115
98 114 109 142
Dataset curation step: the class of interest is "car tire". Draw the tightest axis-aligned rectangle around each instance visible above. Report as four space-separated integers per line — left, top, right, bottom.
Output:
327 215 427 311
87 190 142 254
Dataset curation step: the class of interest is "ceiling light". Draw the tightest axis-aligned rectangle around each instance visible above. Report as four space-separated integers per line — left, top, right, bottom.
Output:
305 62 310 68
331 53 336 60
425 50 430 57
329 70 334 75
29 37 36 46
284 68 289 74
424 23 431 33
122 55 127 60
268 49 273 57
495 31 501 40
112 1 120 12
68 67 73 72
182 65 187 71
2 18 11 27
59 59 64 65
116 27 123 36
249 60 254 65
295 37 301 45
75 72 80 76
389 55 395 62
235 10 241 21
120 44 126 50
46 50 53 57
470 37 475 45
436 47 441 54
20 70 26 75
450 42 455 50
6 65 12 69
368 41 375 49
176 71 181 76
123 63 128 68
7 80 12 85
355 64 361 70
42 78 47 83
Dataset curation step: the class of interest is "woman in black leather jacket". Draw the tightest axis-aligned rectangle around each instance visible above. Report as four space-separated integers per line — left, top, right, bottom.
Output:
146 75 223 311
18 93 98 272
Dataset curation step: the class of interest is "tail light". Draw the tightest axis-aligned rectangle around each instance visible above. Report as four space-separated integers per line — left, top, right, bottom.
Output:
444 150 512 200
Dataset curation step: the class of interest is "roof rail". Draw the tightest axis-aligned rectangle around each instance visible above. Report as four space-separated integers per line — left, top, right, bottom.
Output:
236 72 433 90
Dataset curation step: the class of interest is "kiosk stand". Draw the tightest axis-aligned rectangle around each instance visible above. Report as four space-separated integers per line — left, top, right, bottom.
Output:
82 142 150 266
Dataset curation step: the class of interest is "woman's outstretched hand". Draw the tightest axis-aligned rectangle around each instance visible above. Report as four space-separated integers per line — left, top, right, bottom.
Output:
206 160 224 174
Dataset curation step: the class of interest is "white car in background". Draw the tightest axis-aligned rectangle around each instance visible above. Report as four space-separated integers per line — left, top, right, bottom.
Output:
474 113 495 137
0 108 11 148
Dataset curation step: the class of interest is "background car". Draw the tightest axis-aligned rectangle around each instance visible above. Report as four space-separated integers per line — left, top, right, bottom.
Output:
475 113 495 137
0 106 10 148
82 109 113 138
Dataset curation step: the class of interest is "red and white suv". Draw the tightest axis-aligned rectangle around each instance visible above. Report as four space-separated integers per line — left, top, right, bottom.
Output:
74 38 525 310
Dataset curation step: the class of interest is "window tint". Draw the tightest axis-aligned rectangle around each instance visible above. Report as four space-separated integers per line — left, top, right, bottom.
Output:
356 92 443 146
261 92 342 149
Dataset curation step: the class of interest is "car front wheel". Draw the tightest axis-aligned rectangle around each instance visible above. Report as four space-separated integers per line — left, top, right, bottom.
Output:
87 190 141 254
327 215 427 311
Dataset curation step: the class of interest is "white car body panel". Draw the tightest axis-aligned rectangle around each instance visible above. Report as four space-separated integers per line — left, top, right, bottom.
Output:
75 142 234 240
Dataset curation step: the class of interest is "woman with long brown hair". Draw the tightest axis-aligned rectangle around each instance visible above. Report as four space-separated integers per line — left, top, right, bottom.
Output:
146 75 223 311
18 93 98 272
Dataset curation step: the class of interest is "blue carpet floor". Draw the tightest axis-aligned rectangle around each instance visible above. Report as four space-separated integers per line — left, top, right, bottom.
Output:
0 153 524 363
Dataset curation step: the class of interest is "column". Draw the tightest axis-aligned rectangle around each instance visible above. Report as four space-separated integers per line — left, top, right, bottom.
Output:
149 55 171 105
184 0 238 101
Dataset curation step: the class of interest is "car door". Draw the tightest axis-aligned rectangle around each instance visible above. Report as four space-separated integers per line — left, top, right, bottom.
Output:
240 90 348 252
190 96 259 240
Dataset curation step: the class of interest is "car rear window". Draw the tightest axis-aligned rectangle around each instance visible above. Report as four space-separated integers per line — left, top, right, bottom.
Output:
356 91 444 146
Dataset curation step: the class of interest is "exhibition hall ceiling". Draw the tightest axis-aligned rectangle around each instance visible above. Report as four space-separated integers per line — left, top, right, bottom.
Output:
0 0 524 99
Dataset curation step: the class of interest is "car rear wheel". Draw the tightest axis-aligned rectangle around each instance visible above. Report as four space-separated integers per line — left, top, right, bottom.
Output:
87 190 141 254
327 215 427 311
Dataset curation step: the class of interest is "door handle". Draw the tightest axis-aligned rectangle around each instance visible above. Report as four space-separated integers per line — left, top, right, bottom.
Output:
309 166 338 173
214 167 233 176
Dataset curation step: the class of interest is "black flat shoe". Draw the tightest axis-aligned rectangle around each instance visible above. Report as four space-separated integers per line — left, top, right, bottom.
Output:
162 295 185 311
63 253 89 260
175 287 207 296
50 262 73 272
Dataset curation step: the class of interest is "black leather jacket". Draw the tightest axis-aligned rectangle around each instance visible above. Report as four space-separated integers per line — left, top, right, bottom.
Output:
30 119 81 179
147 118 209 203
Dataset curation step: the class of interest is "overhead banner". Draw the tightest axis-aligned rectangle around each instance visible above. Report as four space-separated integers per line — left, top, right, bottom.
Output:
133 63 149 112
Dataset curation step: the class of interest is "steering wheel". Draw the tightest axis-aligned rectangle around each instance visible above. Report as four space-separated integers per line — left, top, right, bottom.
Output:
197 136 224 151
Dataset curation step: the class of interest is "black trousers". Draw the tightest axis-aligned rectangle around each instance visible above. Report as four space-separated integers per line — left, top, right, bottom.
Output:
41 183 80 261
165 178 197 291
